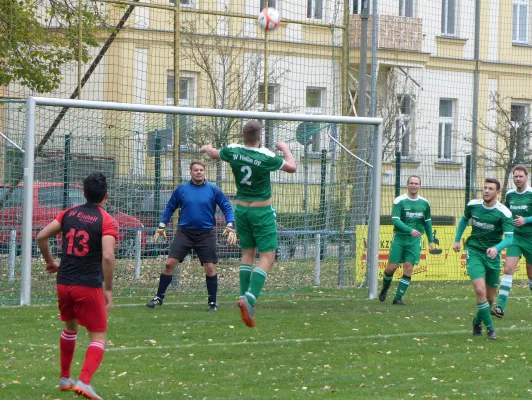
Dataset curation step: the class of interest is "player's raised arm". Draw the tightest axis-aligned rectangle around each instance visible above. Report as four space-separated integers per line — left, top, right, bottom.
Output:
200 144 220 160
276 141 296 173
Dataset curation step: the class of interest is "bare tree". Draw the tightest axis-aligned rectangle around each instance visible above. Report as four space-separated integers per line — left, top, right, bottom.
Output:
463 92 532 197
178 18 292 183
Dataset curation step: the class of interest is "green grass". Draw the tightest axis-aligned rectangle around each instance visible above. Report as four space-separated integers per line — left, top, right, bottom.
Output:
2 283 532 399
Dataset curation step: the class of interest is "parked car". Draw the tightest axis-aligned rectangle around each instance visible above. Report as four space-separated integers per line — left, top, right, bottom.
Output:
137 190 297 261
0 182 146 258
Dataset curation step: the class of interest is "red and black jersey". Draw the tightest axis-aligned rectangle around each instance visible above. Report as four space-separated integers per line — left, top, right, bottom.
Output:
55 203 118 288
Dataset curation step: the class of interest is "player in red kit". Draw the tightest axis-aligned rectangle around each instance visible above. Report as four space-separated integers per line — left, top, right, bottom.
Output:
37 172 118 400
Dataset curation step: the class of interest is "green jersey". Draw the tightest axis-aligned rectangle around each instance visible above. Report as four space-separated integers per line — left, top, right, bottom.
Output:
463 199 514 251
505 187 532 239
219 144 284 202
391 194 432 236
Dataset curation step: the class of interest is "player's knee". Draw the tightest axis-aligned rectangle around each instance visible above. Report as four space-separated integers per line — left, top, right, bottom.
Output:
203 263 216 276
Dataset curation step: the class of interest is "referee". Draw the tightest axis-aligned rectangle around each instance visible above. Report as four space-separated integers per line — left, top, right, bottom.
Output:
146 160 236 312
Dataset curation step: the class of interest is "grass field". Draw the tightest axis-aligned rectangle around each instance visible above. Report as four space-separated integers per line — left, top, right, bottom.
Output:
2 282 532 399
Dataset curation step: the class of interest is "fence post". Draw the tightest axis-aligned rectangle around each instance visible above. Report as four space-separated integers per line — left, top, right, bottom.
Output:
63 133 72 210
465 154 472 205
395 150 401 197
314 234 321 286
134 230 142 280
8 230 17 282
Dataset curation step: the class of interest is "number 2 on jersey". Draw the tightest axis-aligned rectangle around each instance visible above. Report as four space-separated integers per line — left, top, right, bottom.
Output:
240 166 252 186
65 228 90 256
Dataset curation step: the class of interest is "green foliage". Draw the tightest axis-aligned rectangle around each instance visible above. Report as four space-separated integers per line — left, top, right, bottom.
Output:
0 0 105 92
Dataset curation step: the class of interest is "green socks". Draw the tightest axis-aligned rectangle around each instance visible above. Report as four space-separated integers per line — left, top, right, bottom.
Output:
246 267 267 306
497 274 513 310
394 275 411 299
476 301 493 330
239 264 252 296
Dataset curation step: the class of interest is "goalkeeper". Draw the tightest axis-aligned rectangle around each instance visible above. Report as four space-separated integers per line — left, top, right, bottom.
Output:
146 160 235 312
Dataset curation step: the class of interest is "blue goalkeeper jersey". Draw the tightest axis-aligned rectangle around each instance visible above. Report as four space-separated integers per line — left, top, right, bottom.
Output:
160 180 234 230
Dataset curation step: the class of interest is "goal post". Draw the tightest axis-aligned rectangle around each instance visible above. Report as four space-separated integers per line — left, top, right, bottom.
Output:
20 96 383 305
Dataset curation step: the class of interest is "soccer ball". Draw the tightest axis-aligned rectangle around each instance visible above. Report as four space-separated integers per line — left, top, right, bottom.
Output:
258 8 281 31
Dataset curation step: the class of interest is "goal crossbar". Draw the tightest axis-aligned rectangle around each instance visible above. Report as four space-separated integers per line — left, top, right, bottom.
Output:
21 96 383 305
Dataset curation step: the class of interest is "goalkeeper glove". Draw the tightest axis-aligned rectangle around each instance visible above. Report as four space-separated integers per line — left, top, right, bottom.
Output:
153 223 167 243
222 223 237 245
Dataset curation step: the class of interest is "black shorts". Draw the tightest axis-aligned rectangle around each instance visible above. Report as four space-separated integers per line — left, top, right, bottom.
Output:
168 227 218 264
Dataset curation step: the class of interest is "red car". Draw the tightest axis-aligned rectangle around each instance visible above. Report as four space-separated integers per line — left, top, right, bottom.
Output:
0 182 146 257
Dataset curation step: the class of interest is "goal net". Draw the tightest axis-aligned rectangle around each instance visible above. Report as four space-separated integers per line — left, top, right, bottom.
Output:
1 98 382 305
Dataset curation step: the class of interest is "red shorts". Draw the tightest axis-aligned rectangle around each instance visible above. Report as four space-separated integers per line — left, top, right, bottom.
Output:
57 284 107 332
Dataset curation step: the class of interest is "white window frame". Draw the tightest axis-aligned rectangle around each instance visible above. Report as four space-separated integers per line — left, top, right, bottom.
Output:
166 72 197 150
305 87 325 112
307 0 323 19
263 119 278 150
513 0 529 43
441 0 456 36
260 0 277 9
257 83 278 111
438 99 454 160
399 0 414 17
511 103 530 161
169 0 196 8
353 0 361 14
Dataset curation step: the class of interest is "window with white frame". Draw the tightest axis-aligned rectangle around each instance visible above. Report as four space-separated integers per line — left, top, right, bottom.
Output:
513 0 529 43
511 103 530 162
396 95 414 157
169 0 194 7
306 87 324 110
400 0 414 17
167 72 196 149
307 0 323 19
263 119 278 149
441 0 456 36
260 0 277 9
258 84 277 109
438 99 454 160
353 0 361 14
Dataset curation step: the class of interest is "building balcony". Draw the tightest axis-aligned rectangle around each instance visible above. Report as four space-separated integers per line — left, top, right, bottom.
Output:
349 14 423 52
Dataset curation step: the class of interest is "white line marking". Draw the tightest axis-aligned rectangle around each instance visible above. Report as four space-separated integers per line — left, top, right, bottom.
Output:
21 326 532 352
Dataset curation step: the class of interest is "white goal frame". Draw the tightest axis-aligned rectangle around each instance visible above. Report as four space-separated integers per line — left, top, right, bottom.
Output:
22 96 383 305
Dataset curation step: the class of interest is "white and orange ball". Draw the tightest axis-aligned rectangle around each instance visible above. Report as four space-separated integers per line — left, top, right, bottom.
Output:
258 7 281 31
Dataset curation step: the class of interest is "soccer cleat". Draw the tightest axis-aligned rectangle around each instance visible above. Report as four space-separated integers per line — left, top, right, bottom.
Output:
378 287 389 302
472 318 482 336
146 296 163 308
392 297 406 305
491 305 504 319
73 380 103 400
238 296 256 328
208 302 218 312
487 329 497 340
59 377 75 391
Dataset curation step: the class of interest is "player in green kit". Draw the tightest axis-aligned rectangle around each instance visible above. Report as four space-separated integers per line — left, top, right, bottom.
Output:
200 120 296 327
492 165 532 318
453 178 514 340
379 176 434 305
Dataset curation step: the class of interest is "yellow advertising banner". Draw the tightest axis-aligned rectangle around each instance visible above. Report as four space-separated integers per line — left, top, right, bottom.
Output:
356 225 530 281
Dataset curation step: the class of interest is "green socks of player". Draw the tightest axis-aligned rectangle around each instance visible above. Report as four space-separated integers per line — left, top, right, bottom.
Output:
394 275 411 299
245 267 267 306
497 274 513 310
239 264 253 296
476 301 493 330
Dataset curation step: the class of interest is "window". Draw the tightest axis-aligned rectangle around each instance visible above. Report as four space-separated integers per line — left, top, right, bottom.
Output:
441 0 456 36
513 0 529 43
306 87 323 108
260 0 277 9
258 84 276 106
396 95 413 157
264 119 278 149
399 0 414 17
166 114 195 149
169 0 192 6
38 187 84 208
511 103 530 162
167 72 194 106
307 0 323 19
353 0 360 14
438 99 454 160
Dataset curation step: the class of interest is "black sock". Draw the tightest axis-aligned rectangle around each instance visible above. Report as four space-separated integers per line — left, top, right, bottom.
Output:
156 273 173 299
206 274 218 304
